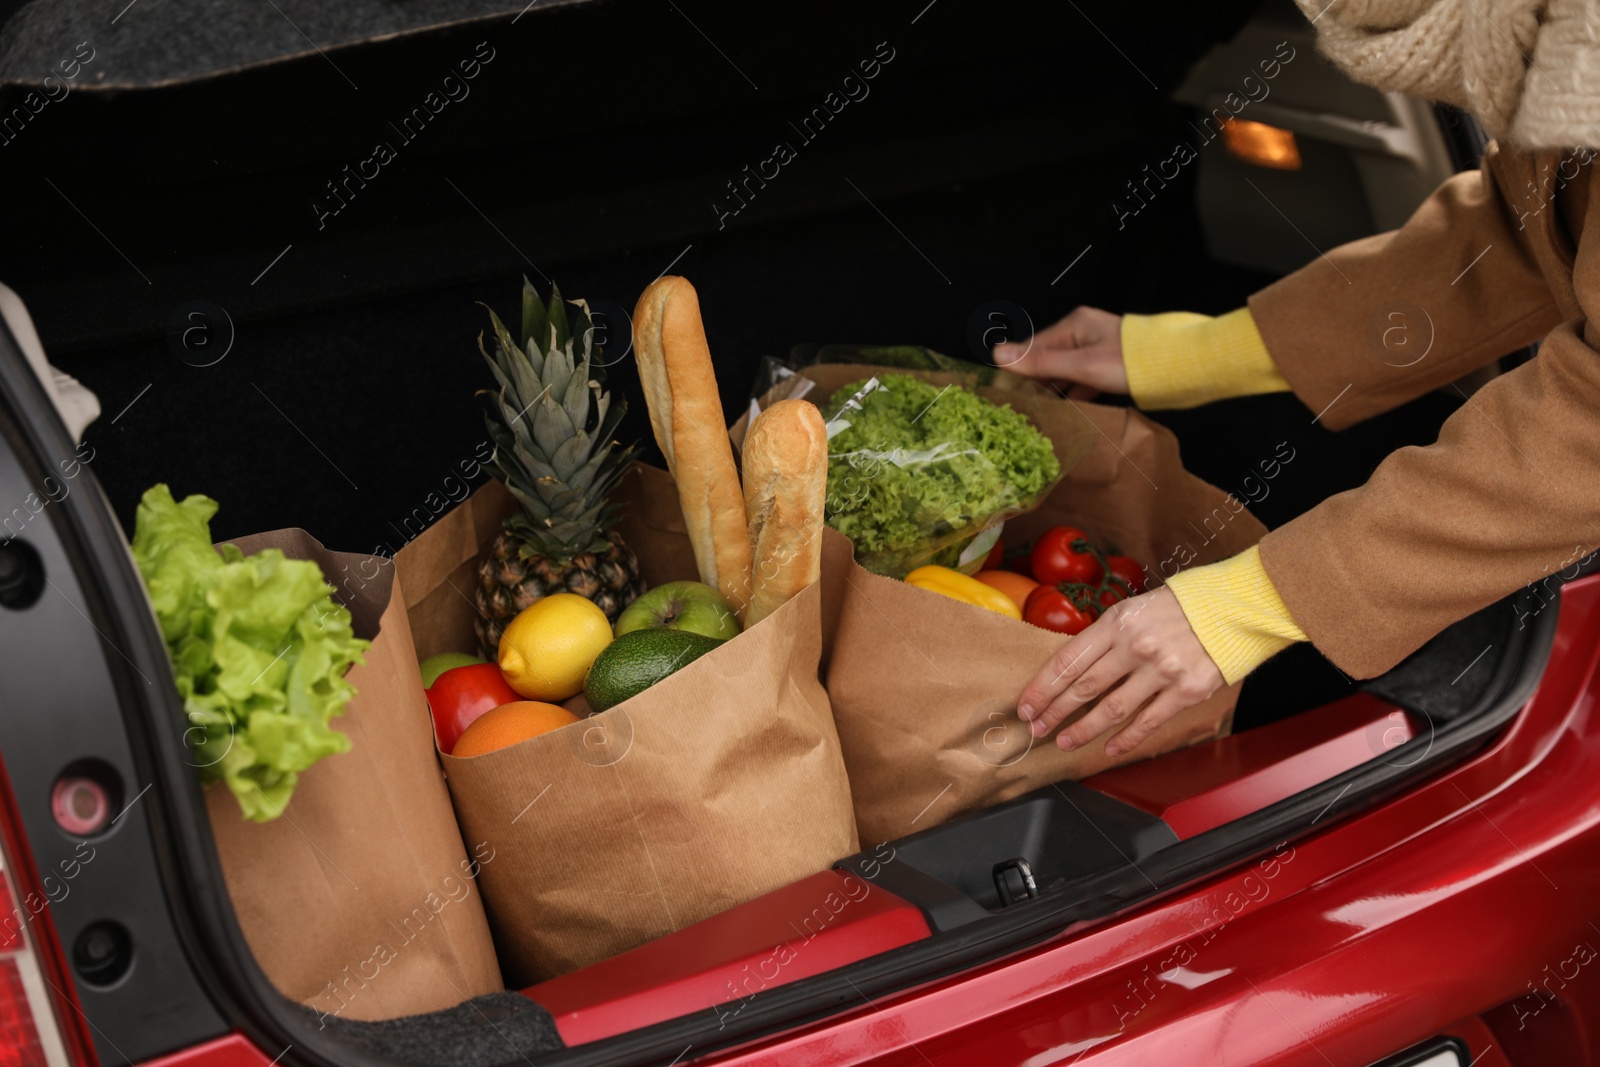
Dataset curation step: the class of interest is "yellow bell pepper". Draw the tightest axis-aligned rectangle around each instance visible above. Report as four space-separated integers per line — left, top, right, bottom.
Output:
904 565 1023 620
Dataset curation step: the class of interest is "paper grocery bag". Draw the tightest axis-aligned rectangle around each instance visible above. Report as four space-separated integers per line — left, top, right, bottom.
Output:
755 365 1266 846
396 466 858 985
205 530 502 1024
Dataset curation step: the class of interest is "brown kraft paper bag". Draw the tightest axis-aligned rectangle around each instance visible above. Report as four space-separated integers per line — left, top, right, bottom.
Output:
739 364 1268 846
204 529 503 1025
395 464 859 986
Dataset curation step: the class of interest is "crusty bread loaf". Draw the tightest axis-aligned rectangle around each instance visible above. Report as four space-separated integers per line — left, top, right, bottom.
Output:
632 276 753 615
741 399 827 626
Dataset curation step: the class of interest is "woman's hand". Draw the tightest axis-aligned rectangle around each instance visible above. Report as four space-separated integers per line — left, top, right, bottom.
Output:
1016 586 1223 758
993 306 1127 400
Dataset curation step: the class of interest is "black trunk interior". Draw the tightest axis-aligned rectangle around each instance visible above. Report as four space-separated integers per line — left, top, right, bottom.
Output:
0 0 1529 1063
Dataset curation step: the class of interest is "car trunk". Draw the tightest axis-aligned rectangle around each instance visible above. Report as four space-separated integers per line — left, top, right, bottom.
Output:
0 0 1558 1064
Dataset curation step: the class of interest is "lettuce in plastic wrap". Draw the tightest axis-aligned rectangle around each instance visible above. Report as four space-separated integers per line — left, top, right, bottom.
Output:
823 375 1060 577
132 485 368 821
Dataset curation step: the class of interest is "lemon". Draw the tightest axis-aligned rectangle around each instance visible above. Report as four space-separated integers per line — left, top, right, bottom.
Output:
498 593 614 701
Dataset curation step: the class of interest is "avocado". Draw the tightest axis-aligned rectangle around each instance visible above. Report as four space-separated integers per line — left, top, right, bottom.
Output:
584 628 725 712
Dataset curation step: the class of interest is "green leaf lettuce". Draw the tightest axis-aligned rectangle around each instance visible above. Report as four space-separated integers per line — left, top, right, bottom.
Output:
823 375 1060 577
132 485 369 821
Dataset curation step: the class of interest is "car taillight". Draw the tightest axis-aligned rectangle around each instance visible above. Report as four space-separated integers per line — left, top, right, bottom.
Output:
0 957 51 1067
0 856 73 1067
0 754 91 1067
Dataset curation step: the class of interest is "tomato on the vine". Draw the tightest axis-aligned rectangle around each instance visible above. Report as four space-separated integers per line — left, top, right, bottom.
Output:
1105 554 1146 595
1024 585 1096 635
1021 528 1147 629
1031 526 1104 586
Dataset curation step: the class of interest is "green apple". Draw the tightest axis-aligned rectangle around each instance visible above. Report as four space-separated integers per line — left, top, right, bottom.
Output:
614 581 741 640
419 652 484 688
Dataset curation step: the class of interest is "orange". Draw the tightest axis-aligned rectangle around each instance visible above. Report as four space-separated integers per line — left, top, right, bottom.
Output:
974 570 1040 612
450 701 580 757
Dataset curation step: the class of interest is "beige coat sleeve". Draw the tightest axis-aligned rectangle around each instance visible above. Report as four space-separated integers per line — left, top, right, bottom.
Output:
1260 322 1600 677
1253 146 1600 677
1248 143 1565 430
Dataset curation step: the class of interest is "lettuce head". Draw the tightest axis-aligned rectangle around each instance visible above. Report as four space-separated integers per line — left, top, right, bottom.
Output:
824 375 1060 576
132 485 368 821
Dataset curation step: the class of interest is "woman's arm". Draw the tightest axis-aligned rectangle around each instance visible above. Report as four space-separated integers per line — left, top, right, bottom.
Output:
1014 144 1574 750
1251 142 1564 430
1263 318 1600 677
1016 322 1600 746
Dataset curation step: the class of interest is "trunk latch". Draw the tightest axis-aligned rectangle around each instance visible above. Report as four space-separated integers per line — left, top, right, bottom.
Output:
992 856 1039 906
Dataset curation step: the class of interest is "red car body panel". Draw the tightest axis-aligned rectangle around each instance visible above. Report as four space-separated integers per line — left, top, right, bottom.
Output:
131 577 1600 1066
525 870 932 1046
139 1036 279 1067
1085 693 1419 840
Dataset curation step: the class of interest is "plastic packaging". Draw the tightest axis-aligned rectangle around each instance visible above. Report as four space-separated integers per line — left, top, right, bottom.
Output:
724 365 1049 582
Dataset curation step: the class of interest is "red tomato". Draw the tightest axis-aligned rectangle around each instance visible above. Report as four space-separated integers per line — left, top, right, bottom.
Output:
1024 585 1096 635
1097 585 1126 611
426 663 522 754
1105 554 1146 595
1030 526 1104 586
982 537 1005 572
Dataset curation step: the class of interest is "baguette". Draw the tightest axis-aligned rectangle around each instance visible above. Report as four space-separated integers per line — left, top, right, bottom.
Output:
741 399 827 626
632 276 753 614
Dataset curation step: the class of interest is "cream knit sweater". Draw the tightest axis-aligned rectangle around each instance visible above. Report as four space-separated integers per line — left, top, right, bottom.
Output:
1299 0 1600 148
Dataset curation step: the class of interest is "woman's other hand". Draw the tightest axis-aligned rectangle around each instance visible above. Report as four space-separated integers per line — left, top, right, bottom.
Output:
994 306 1127 400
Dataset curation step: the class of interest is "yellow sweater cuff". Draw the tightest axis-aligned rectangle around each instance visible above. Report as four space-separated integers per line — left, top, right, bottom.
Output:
1165 545 1307 685
1122 308 1290 410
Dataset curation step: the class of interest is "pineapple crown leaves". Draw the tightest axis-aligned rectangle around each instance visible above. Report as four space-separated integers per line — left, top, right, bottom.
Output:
477 277 638 563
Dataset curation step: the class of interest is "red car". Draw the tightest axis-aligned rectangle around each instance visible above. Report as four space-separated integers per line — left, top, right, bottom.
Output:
0 1 1592 1065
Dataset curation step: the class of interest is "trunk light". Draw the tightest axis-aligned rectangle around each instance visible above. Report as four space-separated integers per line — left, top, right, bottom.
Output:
1221 118 1302 170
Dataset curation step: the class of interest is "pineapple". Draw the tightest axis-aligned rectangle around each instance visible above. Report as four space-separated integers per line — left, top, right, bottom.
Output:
473 278 645 656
